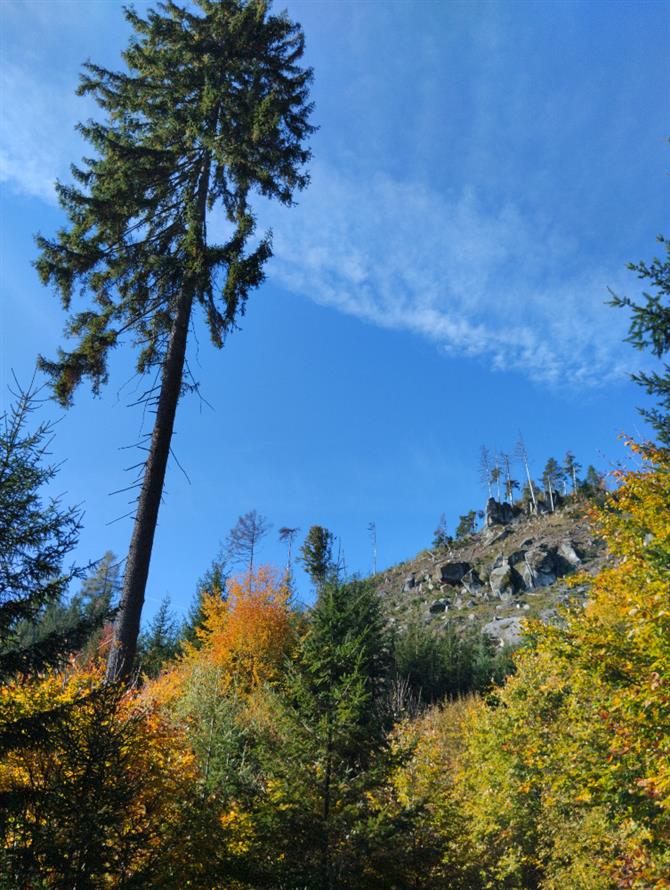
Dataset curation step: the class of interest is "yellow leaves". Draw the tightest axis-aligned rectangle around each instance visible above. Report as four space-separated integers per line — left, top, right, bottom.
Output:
148 565 295 708
219 804 255 855
438 442 670 886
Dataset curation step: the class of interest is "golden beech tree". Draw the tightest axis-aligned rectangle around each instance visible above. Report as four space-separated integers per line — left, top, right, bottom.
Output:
453 442 670 890
0 665 218 888
150 565 295 706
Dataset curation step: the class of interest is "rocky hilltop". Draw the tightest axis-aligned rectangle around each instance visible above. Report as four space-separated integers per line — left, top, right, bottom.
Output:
374 498 610 646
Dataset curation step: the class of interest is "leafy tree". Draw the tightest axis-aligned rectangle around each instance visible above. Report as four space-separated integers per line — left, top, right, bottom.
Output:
299 525 335 589
454 442 670 887
0 383 102 679
137 596 180 678
455 510 477 540
150 566 294 707
610 234 670 446
226 509 272 575
0 667 215 888
35 0 314 682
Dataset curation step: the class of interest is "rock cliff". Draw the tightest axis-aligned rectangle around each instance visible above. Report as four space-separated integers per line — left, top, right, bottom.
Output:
374 499 609 647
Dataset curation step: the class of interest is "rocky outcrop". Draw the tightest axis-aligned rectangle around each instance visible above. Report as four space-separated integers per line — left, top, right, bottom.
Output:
436 561 471 585
485 498 521 527
489 561 524 600
483 616 523 646
517 545 559 589
461 568 484 596
558 540 581 566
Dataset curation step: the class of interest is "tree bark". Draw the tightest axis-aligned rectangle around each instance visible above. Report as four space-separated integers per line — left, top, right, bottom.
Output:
107 152 211 683
106 284 193 683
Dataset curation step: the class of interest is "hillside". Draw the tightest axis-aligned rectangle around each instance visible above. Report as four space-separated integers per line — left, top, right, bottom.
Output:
374 497 610 646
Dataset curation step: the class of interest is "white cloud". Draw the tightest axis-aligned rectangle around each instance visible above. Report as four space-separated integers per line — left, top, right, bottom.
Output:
261 163 634 388
0 61 86 204
0 43 635 390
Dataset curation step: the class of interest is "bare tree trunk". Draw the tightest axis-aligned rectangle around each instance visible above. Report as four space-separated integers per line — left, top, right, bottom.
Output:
107 153 211 684
106 286 193 682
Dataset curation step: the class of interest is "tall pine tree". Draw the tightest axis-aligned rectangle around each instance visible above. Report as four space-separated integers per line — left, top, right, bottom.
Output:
35 0 314 681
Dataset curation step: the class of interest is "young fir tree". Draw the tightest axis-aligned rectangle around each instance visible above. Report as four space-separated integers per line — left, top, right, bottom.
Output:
35 0 314 682
610 234 670 447
256 577 393 888
0 383 103 678
136 596 179 677
181 550 228 647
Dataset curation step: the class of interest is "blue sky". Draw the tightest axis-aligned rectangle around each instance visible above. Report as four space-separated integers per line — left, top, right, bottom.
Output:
1 0 668 621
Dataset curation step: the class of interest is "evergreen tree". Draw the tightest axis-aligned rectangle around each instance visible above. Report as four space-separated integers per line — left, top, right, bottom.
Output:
610 234 670 446
137 596 179 677
256 577 393 888
0 383 101 678
181 550 228 647
299 525 335 589
580 464 606 500
35 0 314 681
541 457 562 512
12 550 119 664
563 450 581 494
455 510 477 540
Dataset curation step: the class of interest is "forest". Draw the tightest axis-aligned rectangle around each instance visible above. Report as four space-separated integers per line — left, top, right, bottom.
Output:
1 1 669 888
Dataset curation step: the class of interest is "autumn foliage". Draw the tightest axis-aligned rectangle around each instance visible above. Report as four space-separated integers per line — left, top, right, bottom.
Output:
1 450 668 888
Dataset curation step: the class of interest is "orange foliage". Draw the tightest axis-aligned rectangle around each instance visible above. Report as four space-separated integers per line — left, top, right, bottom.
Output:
150 565 295 705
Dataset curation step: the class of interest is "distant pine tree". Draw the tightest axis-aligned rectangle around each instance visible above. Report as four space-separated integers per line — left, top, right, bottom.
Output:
455 511 477 540
299 526 335 589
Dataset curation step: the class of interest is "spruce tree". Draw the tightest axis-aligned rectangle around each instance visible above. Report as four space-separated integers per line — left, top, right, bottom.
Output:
299 525 334 589
137 596 179 677
35 0 314 681
610 234 670 447
0 383 101 678
257 577 392 888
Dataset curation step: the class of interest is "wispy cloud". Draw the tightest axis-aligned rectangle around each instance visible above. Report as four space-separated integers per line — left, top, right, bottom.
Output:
0 61 85 204
262 163 634 388
0 36 635 390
